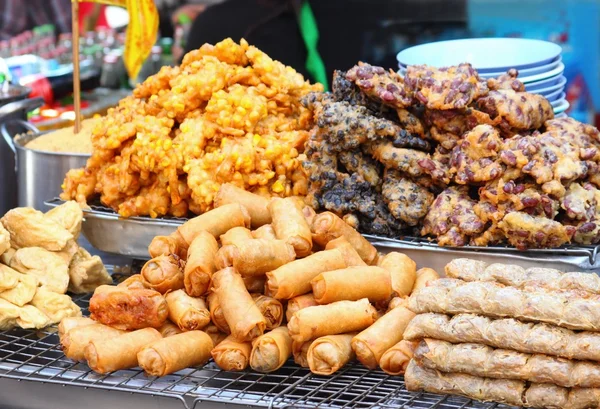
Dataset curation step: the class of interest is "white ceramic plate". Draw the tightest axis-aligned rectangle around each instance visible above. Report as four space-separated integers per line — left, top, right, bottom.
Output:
543 89 564 102
553 99 570 113
396 38 562 70
526 76 567 93
477 57 562 79
519 62 565 83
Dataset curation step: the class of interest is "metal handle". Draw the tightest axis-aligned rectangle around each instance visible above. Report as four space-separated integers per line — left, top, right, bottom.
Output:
0 119 39 154
0 97 44 119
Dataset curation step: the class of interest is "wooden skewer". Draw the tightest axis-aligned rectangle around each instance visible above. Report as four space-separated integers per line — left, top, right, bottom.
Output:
71 0 81 134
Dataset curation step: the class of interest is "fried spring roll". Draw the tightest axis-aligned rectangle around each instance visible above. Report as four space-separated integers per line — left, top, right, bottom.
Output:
243 276 266 292
117 274 147 290
207 292 230 334
412 268 440 292
89 285 168 330
85 328 162 374
220 227 253 247
148 231 188 259
292 340 313 367
387 296 408 311
165 289 210 331
351 306 415 369
287 299 378 343
252 294 284 330
307 333 356 375
311 212 377 265
61 323 125 362
211 268 266 342
214 183 272 228
378 252 416 297
58 316 95 338
184 231 219 297
204 324 228 346
250 326 293 373
380 340 418 375
178 204 251 245
141 254 185 294
325 237 366 267
311 266 392 304
215 239 295 277
302 206 317 228
158 321 183 337
251 224 277 240
269 198 312 258
211 334 252 371
265 250 346 299
138 330 213 377
286 293 318 322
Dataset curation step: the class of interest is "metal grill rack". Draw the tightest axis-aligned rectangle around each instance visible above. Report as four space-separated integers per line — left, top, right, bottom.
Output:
0 292 511 409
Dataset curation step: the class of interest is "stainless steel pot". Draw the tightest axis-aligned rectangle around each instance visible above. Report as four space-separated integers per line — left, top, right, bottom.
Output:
1 118 90 212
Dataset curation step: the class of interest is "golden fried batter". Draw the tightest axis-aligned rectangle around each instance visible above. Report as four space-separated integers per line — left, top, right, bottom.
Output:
450 124 503 184
487 68 525 92
498 212 574 250
382 169 434 226
346 62 412 108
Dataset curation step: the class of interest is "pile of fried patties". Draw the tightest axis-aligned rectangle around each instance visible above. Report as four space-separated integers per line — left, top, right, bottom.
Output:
302 63 600 250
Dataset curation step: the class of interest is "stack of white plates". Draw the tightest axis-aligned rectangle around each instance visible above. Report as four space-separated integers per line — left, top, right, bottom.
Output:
396 38 568 115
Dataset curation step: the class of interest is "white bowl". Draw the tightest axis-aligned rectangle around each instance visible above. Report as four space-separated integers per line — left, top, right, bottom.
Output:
396 38 562 71
553 99 570 113
544 89 564 102
477 57 562 79
519 63 565 83
526 76 567 93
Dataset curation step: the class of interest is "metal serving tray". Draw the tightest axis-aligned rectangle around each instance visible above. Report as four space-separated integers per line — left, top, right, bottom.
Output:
0 291 513 409
46 199 600 272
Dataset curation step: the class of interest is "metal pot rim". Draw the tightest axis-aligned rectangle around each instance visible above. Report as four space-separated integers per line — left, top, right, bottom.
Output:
13 131 92 158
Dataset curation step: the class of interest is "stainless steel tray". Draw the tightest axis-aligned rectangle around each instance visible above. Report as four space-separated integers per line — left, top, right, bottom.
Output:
0 291 514 409
46 199 600 271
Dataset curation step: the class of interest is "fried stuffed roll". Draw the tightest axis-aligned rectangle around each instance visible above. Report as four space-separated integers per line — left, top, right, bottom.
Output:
165 289 210 331
138 330 213 377
117 274 147 290
292 340 313 367
378 252 416 297
61 323 126 362
251 224 277 240
250 326 293 373
148 230 189 259
141 254 185 294
211 334 252 371
311 212 378 265
220 227 253 247
251 294 284 330
265 249 346 299
325 237 366 267
268 197 312 258
184 230 219 297
211 268 266 342
243 276 266 293
158 321 183 337
215 239 295 277
412 268 440 292
311 266 392 304
214 184 272 228
286 293 318 322
89 285 167 330
204 324 228 346
177 204 251 245
58 316 95 338
287 299 378 343
207 292 230 334
380 340 418 375
85 328 162 374
307 333 355 375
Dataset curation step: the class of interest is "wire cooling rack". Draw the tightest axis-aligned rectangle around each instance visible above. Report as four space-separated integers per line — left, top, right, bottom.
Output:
0 292 513 409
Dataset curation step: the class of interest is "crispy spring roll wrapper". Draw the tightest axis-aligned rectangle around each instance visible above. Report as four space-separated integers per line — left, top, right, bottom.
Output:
214 183 272 228
307 333 356 375
378 252 416 298
286 293 318 322
220 227 253 247
351 306 415 369
252 294 284 330
215 239 295 277
411 268 440 292
178 203 251 245
207 292 230 334
250 326 293 373
148 231 189 259
211 334 252 371
311 212 378 265
265 249 346 299
165 289 210 331
204 324 228 346
117 274 147 290
89 285 168 330
58 316 95 338
158 321 183 337
0 264 21 292
61 323 126 362
380 340 418 375
138 330 213 377
302 206 317 227
184 231 219 297
243 276 266 293
292 340 313 367
268 197 312 258
287 299 378 343
251 224 277 240
141 254 185 294
387 297 408 311
311 266 392 304
212 268 266 342
85 328 162 374
325 237 366 267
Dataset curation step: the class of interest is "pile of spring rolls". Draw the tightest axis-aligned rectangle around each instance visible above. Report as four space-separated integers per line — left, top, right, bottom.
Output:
58 183 440 377
404 258 600 409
